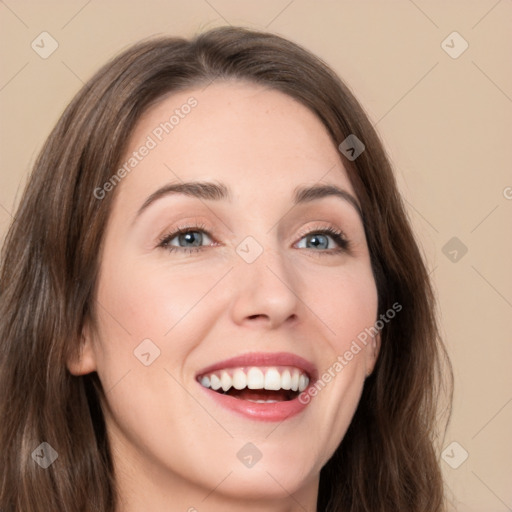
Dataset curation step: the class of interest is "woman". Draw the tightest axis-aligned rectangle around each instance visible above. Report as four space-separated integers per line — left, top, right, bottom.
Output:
0 26 452 511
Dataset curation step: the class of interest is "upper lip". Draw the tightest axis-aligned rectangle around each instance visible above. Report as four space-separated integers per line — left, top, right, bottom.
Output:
196 352 318 381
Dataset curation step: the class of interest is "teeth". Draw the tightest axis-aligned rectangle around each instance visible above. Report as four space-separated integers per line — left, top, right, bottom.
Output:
247 367 265 389
210 374 221 391
264 368 282 390
198 366 310 394
232 369 247 390
220 371 232 392
298 374 308 392
281 369 292 390
290 370 300 392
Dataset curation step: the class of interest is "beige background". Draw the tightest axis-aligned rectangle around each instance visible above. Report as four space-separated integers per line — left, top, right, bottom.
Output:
1 1 511 510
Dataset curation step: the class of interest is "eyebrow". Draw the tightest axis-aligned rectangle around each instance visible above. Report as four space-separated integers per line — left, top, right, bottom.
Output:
134 180 363 221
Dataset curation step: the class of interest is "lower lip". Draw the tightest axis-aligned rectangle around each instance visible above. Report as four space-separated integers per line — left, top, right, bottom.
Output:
198 385 312 422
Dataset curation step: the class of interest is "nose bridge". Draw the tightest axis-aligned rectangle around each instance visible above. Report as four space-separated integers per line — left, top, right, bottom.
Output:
229 234 300 327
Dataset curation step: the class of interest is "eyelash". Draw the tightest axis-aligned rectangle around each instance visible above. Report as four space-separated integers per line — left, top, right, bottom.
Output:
157 223 350 255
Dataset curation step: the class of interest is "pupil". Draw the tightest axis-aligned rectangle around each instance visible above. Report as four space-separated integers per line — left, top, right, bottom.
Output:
180 232 202 247
308 234 328 249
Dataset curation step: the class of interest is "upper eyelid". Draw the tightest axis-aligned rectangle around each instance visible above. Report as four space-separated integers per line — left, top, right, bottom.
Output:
158 224 213 245
159 223 347 249
162 223 344 238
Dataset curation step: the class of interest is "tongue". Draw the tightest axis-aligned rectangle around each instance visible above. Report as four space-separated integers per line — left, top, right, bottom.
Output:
226 388 291 401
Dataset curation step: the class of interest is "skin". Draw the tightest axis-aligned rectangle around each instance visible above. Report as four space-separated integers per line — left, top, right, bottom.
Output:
68 82 380 512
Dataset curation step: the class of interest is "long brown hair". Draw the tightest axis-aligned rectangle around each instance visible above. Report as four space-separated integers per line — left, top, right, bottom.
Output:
0 26 452 511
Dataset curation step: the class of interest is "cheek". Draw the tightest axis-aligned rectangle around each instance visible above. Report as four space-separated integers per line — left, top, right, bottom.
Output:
90 253 230 394
305 260 378 348
297 261 377 458
94 254 221 344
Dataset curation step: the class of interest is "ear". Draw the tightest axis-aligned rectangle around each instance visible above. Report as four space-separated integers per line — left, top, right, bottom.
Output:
67 322 97 376
365 332 381 378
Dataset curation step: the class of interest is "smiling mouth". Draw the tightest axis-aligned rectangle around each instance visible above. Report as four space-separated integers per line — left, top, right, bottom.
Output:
197 366 310 403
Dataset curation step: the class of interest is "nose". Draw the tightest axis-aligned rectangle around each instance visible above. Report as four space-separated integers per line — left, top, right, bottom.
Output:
229 246 300 329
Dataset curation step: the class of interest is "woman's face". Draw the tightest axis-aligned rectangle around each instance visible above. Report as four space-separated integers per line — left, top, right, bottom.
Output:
71 82 379 510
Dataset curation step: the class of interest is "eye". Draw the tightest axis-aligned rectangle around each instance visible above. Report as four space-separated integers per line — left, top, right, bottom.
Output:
157 224 215 254
295 227 349 253
157 224 350 255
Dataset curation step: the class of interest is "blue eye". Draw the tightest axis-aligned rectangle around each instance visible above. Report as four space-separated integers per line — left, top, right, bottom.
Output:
158 224 214 254
296 228 349 252
157 225 349 255
170 231 209 248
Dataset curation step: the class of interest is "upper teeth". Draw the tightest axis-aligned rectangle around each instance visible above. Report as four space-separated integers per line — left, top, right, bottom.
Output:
198 366 310 393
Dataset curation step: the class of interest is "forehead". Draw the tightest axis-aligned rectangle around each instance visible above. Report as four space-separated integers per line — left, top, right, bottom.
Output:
117 81 354 205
